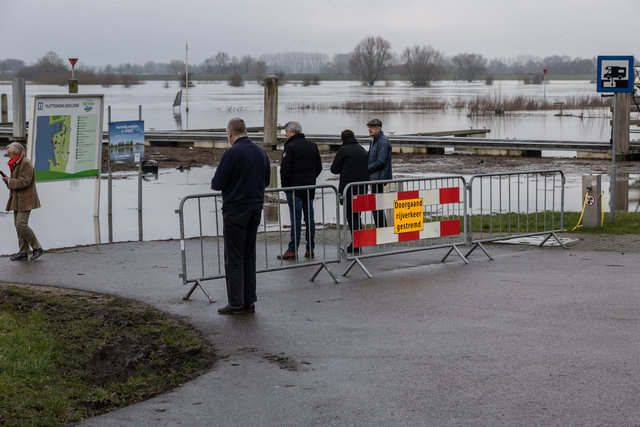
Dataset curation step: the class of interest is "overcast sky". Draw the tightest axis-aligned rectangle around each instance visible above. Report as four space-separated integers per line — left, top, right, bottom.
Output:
1 0 637 67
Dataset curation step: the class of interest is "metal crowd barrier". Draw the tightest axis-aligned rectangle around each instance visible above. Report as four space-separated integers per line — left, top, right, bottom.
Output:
176 184 341 301
465 169 566 260
341 176 468 278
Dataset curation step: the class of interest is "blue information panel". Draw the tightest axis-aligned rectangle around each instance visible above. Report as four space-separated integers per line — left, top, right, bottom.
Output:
109 120 145 163
596 56 634 93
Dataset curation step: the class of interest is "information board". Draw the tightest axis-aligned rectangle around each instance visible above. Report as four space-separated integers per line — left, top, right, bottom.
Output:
109 120 145 163
28 94 104 181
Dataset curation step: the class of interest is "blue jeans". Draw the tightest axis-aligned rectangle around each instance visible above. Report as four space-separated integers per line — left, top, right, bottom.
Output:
286 192 314 252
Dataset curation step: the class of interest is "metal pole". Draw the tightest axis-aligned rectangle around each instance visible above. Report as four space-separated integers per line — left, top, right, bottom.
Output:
107 106 113 242
138 105 143 241
185 40 189 128
610 94 617 223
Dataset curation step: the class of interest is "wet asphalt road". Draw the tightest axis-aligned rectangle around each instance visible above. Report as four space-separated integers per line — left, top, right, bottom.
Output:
1 238 640 426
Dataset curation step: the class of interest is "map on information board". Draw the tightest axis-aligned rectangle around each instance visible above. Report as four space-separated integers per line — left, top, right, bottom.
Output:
28 95 104 181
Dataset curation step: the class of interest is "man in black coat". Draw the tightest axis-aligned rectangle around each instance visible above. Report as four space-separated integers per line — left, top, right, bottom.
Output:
278 121 322 260
330 129 369 254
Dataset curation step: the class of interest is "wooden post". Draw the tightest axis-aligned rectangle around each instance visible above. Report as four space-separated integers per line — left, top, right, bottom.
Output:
609 92 630 222
12 78 26 141
613 92 630 158
263 76 278 148
68 79 78 94
1 94 7 123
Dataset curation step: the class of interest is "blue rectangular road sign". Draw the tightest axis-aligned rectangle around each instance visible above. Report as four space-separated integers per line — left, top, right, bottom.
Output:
597 56 634 93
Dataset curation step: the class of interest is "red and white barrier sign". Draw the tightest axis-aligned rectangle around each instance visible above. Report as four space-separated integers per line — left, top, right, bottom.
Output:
351 187 461 248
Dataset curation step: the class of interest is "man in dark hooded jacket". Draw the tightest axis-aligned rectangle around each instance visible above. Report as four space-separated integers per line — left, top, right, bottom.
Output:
278 121 322 260
330 129 369 254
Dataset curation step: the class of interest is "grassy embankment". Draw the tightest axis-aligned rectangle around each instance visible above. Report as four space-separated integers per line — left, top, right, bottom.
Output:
470 211 640 235
0 285 215 426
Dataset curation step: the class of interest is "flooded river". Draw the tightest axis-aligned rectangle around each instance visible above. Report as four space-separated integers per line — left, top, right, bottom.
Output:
0 80 637 254
2 79 614 140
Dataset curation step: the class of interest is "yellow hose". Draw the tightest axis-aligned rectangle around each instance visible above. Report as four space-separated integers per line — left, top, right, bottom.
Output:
572 191 589 231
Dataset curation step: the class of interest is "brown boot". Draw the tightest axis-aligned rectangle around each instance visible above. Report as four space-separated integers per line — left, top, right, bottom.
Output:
277 250 297 260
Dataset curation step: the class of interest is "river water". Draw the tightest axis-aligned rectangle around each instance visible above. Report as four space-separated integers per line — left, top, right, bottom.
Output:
0 80 637 255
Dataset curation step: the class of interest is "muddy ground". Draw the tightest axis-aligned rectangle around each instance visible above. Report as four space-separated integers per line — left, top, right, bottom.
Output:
0 283 215 422
102 144 639 176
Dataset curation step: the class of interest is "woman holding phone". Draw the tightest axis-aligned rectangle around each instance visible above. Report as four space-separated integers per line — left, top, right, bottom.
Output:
2 142 44 261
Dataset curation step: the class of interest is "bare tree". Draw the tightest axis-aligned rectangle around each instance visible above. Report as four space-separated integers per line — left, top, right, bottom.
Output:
254 60 267 84
201 57 216 74
16 51 67 82
0 58 25 74
349 36 393 85
240 55 255 74
452 53 487 82
329 53 351 74
168 59 185 75
401 45 444 87
214 52 229 73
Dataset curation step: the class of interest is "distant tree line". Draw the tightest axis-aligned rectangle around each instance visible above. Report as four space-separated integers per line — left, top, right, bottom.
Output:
1 37 599 87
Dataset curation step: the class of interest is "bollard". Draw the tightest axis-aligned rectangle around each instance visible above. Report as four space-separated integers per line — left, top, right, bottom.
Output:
263 76 278 148
581 174 602 228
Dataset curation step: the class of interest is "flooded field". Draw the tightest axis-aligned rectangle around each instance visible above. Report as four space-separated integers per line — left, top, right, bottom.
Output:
1 79 616 141
0 79 638 255
0 158 637 255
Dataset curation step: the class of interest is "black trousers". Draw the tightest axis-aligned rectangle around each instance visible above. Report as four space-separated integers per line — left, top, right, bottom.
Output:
222 209 262 306
370 183 387 228
344 186 363 234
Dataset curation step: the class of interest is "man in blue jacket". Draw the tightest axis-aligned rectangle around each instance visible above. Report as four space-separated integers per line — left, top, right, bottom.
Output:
366 118 392 228
211 118 270 315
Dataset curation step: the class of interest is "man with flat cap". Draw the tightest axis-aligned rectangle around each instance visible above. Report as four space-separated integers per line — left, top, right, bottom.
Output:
366 118 392 228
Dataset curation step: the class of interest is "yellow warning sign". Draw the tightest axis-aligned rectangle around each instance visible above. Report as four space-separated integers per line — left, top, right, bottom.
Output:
393 198 423 233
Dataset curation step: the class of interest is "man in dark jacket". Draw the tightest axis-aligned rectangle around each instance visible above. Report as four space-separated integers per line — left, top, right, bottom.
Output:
278 121 322 260
330 129 369 254
366 118 392 228
211 118 270 315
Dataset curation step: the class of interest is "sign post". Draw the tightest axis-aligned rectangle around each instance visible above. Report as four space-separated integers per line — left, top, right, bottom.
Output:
596 55 634 223
108 113 145 241
68 58 78 79
68 58 79 94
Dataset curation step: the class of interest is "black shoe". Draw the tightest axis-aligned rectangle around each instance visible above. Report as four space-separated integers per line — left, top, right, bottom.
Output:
244 303 255 313
346 245 361 254
10 253 28 261
218 304 245 315
30 248 44 261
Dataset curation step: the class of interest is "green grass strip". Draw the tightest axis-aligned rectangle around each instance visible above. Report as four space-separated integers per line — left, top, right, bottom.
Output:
0 285 215 426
